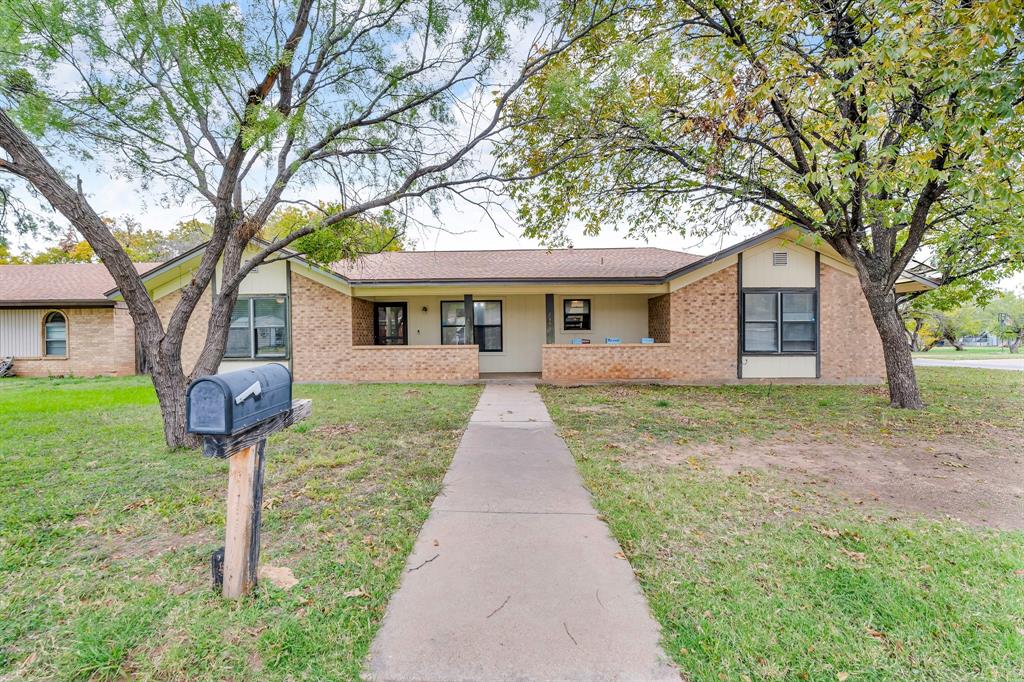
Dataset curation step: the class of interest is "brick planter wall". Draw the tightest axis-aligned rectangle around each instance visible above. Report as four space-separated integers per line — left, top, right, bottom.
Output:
542 343 676 381
348 345 479 382
12 304 136 377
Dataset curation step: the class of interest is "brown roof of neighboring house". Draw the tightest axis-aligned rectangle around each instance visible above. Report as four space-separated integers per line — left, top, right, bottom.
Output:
331 247 703 282
0 262 159 306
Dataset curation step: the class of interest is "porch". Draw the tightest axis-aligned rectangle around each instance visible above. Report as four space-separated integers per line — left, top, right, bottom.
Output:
350 291 671 380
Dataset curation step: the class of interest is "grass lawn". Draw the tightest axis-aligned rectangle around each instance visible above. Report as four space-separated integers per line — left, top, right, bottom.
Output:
0 376 481 680
540 368 1024 681
912 346 1018 361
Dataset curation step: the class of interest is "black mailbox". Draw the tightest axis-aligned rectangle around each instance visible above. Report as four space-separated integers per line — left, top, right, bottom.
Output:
187 364 292 436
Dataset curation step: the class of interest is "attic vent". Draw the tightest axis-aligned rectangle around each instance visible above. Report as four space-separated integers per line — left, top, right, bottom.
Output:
772 251 788 266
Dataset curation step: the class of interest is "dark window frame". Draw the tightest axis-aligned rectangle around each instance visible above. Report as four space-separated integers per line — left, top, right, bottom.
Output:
740 288 818 356
563 298 592 331
373 302 408 345
440 299 503 352
43 310 67 357
224 295 289 359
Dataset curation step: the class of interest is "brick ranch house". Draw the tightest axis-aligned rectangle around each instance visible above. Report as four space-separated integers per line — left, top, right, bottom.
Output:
0 227 934 382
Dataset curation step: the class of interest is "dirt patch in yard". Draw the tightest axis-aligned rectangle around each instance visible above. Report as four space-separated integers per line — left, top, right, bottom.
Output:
650 432 1024 530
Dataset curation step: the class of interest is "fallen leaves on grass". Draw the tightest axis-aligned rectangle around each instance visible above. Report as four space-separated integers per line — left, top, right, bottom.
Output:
259 566 298 590
343 587 368 599
121 498 154 512
838 547 866 562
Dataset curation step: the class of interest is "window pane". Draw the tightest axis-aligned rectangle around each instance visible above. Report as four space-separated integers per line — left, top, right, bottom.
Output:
44 322 66 341
376 304 406 344
782 321 816 352
564 299 590 314
45 340 66 356
230 299 250 328
473 301 501 325
442 326 466 345
226 328 251 357
744 293 777 322
477 325 502 351
255 326 287 356
782 293 815 322
442 302 465 325
253 298 285 327
744 322 778 351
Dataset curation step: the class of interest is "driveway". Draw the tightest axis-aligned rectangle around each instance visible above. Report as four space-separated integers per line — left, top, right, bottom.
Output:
914 357 1024 371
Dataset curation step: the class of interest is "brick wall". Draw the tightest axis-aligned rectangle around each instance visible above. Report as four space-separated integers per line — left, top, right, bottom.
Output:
153 287 213 375
542 344 676 381
819 263 885 382
666 264 738 382
351 297 375 346
289 272 478 382
290 272 353 382
12 305 136 377
647 294 671 343
348 345 479 382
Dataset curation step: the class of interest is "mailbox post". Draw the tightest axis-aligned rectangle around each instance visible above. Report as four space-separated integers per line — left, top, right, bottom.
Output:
187 364 310 599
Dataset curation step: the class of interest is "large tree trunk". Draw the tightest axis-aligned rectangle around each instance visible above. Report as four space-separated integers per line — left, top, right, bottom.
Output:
863 287 925 409
151 363 198 449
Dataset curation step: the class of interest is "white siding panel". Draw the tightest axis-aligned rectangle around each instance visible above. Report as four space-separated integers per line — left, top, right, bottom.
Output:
0 309 43 356
741 355 816 378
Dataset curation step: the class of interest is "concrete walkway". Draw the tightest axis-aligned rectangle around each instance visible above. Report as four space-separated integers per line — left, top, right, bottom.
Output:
914 357 1024 371
367 384 678 681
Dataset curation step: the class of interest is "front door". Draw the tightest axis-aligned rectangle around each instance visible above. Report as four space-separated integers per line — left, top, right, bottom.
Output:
374 302 408 345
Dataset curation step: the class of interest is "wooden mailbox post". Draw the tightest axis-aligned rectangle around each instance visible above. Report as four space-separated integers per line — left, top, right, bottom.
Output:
187 364 310 599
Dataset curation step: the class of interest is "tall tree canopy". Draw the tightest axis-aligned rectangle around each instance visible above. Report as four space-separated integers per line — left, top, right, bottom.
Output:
0 0 616 445
501 0 1024 408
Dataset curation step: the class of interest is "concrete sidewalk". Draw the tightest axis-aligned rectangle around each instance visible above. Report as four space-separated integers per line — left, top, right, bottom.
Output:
914 357 1024 371
367 384 678 681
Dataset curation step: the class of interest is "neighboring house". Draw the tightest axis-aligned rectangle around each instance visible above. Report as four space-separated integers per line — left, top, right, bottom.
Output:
0 263 155 377
1 227 934 383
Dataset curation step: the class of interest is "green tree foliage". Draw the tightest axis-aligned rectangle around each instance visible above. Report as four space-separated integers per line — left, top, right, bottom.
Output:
0 0 608 445
984 290 1024 352
500 0 1024 408
0 241 24 263
261 203 407 267
907 301 983 351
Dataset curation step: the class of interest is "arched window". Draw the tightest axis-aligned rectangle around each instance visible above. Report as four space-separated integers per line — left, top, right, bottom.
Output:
44 312 67 357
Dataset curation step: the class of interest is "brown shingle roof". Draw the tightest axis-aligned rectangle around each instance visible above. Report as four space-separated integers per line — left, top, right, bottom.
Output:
331 247 702 282
0 262 159 306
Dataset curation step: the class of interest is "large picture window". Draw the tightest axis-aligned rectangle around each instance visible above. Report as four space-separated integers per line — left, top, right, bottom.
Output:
441 300 502 352
563 299 591 331
43 311 67 357
226 296 288 358
742 290 816 353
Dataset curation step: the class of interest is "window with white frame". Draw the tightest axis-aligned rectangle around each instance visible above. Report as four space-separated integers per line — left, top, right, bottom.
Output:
742 290 816 353
226 296 288 358
43 311 67 357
